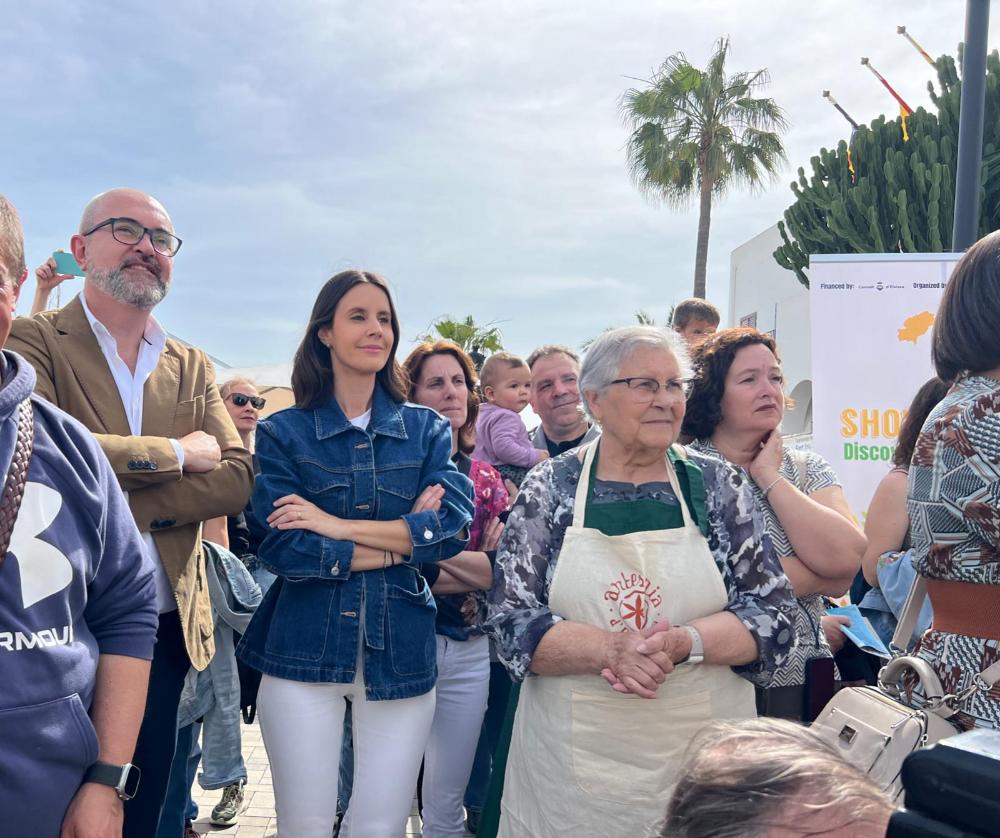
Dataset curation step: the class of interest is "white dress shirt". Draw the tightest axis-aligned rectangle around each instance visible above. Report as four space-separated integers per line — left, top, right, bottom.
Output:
80 293 184 613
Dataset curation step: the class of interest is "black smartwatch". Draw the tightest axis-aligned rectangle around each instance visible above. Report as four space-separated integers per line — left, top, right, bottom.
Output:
83 762 141 801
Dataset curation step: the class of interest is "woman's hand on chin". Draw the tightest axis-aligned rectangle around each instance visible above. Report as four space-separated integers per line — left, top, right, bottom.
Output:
268 493 346 538
748 429 784 487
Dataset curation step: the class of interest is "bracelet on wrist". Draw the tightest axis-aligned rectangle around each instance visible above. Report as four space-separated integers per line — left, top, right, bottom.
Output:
761 475 785 497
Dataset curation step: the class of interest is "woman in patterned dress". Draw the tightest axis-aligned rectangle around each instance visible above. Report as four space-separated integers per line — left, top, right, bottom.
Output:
404 341 510 838
907 231 1000 731
487 326 795 837
685 328 867 720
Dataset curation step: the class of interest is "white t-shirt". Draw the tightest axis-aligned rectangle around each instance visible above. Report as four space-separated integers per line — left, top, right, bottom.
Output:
349 410 371 430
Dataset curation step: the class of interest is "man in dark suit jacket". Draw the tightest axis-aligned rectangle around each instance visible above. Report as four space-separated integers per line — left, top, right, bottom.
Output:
9 187 254 837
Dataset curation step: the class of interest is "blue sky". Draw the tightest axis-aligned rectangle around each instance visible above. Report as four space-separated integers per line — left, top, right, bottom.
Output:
3 1 993 370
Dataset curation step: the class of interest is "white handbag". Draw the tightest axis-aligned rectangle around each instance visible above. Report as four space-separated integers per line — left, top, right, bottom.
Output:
811 575 1000 801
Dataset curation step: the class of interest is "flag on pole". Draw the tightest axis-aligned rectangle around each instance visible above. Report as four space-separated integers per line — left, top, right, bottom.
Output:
822 90 860 180
860 57 913 141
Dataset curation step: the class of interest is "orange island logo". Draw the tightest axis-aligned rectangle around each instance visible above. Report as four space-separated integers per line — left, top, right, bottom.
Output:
604 571 663 631
897 311 935 344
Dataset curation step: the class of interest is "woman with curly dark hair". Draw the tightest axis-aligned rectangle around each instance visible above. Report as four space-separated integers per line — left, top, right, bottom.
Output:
683 328 866 720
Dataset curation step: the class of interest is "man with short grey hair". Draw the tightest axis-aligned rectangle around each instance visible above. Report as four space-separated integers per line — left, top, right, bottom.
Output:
527 344 599 457
661 717 891 837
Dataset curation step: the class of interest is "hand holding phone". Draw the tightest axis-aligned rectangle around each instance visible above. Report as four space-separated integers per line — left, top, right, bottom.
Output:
50 250 84 278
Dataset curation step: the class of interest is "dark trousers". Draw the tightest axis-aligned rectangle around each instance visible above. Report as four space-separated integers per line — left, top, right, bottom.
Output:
124 610 190 838
464 662 515 813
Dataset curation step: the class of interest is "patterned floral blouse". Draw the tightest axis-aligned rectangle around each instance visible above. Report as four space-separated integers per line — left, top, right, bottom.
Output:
430 455 509 641
908 376 1000 730
689 440 842 688
486 447 795 684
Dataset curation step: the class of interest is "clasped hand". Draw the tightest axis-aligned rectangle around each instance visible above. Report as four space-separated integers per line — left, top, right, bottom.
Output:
600 619 691 699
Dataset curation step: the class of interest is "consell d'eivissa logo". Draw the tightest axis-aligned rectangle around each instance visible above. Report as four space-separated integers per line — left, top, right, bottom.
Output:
840 406 906 462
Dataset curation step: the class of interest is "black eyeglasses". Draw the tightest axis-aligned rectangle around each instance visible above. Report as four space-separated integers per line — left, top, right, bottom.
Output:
227 393 266 409
609 377 689 400
82 217 183 257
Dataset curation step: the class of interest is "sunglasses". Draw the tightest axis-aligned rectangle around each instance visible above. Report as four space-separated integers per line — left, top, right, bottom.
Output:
227 393 266 409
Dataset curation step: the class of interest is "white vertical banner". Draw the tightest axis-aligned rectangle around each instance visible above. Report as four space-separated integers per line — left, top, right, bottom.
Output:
809 254 958 519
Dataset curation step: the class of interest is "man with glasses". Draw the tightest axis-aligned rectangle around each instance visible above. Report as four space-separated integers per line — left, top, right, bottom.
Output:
9 187 254 837
0 194 159 836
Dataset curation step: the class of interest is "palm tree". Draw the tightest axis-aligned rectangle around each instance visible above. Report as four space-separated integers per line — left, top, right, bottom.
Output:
416 315 504 369
621 37 787 298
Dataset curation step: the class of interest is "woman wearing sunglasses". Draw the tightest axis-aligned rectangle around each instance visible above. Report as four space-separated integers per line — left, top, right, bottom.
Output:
238 270 475 838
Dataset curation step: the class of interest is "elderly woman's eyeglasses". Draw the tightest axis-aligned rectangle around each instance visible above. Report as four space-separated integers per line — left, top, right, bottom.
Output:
82 217 183 257
609 377 689 401
227 393 266 409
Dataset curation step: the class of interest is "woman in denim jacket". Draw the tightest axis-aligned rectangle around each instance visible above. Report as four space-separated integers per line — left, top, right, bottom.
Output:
238 270 474 838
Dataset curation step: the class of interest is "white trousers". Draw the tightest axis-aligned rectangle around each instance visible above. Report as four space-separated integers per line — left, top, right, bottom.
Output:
420 634 491 838
258 670 435 838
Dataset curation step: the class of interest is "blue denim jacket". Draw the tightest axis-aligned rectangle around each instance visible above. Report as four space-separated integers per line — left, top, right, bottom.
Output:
237 384 474 699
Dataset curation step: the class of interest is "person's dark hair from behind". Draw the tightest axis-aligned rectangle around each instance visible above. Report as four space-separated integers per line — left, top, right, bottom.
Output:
682 327 784 440
291 269 407 409
672 298 721 329
892 376 951 468
932 230 1000 382
659 718 892 838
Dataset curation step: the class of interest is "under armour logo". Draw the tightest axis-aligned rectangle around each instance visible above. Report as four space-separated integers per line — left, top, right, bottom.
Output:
9 483 71 609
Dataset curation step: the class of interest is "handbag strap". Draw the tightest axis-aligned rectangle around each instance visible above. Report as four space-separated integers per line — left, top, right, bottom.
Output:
890 558 1000 689
0 399 34 565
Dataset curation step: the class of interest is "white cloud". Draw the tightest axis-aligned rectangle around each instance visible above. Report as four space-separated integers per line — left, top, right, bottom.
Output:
5 1 994 366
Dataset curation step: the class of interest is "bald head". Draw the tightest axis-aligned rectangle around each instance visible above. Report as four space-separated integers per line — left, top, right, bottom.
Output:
79 188 173 234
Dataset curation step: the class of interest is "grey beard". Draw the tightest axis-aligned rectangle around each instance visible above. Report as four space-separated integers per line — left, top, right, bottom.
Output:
89 265 167 311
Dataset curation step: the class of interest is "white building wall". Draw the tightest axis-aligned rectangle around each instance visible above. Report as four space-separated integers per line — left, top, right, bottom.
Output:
728 225 813 436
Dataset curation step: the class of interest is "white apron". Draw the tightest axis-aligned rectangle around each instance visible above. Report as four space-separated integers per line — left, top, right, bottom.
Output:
497 442 756 838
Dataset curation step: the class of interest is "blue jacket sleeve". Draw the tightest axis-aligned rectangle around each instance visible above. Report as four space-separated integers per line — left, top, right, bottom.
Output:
84 445 158 659
252 421 356 581
401 413 475 565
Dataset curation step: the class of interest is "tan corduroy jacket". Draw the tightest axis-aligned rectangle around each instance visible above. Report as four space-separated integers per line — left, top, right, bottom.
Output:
8 296 254 670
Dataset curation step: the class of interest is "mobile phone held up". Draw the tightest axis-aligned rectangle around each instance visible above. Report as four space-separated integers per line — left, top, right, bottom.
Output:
52 250 84 277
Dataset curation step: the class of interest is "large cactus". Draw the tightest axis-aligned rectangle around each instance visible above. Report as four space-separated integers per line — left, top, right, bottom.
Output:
774 47 1000 287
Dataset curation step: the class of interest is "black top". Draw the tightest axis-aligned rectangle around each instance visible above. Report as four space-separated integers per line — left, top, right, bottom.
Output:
544 429 590 458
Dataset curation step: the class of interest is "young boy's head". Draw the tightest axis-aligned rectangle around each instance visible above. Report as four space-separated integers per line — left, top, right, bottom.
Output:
672 298 720 346
480 352 531 413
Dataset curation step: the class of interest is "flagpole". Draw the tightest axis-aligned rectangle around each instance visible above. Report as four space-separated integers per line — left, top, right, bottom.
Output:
821 91 860 129
897 26 936 67
859 57 914 114
952 0 992 251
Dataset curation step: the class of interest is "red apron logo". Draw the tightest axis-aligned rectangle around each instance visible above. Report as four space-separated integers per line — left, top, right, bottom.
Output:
603 571 662 631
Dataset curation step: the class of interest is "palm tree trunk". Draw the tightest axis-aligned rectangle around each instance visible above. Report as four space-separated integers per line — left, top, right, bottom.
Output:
692 171 713 298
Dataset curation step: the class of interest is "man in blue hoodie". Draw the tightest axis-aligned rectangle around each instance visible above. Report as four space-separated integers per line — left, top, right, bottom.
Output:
0 194 158 837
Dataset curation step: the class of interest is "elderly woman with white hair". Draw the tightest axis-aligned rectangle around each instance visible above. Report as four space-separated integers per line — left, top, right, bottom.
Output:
486 326 796 838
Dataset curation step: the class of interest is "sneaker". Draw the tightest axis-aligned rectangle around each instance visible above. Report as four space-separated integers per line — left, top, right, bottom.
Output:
210 779 246 826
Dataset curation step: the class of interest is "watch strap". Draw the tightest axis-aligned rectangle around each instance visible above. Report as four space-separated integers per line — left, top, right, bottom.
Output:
83 762 139 800
680 624 704 664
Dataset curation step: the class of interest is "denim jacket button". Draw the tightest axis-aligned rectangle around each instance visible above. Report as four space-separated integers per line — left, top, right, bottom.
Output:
331 562 340 576
423 528 433 541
